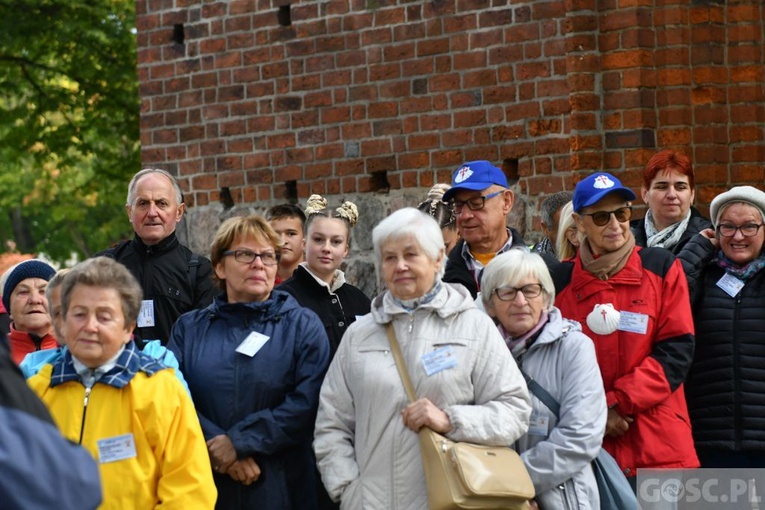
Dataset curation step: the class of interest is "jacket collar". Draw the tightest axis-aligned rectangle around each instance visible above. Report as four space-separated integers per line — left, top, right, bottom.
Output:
49 340 165 389
131 231 179 256
208 289 296 320
569 247 643 300
371 281 475 324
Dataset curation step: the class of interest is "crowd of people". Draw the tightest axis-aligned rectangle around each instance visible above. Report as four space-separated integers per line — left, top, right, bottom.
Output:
4 150 764 509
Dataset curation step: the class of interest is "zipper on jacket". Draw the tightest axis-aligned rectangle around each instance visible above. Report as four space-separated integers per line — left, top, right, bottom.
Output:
78 385 92 445
407 314 414 334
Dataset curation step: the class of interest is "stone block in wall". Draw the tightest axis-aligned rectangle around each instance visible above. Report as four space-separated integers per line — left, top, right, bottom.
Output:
344 259 378 301
177 203 224 256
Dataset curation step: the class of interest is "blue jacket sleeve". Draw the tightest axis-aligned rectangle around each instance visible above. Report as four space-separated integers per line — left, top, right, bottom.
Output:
226 311 330 456
142 339 192 399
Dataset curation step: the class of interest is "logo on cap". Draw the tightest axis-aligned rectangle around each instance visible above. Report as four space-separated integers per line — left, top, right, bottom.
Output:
454 165 473 184
593 175 615 189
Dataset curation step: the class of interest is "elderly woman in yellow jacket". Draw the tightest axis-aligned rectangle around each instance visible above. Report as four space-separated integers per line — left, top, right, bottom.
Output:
29 257 216 509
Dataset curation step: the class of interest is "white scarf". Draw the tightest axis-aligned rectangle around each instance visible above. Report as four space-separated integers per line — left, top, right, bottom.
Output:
644 209 692 250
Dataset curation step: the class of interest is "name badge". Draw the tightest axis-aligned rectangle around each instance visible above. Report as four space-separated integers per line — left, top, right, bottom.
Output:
137 300 155 328
716 273 745 298
421 346 458 376
528 413 550 436
236 331 270 357
97 433 137 464
617 311 649 335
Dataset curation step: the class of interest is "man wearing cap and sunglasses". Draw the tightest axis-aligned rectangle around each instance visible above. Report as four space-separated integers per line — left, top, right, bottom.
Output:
550 171 699 488
442 160 526 298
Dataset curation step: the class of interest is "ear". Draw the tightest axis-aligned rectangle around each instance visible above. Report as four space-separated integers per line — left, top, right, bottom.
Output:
214 261 226 281
176 202 186 223
502 189 515 215
689 187 696 205
435 247 445 273
125 204 132 221
540 221 551 238
123 322 137 343
641 186 649 204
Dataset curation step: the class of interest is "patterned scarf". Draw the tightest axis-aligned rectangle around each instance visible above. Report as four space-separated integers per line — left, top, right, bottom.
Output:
644 209 692 250
392 280 443 312
715 251 765 281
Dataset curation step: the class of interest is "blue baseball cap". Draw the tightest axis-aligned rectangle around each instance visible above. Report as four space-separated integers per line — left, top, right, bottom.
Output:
442 161 508 202
573 172 637 212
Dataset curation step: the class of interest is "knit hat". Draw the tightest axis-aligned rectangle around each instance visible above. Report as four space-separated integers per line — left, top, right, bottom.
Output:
709 186 765 228
2 259 56 313
572 172 637 213
443 161 508 202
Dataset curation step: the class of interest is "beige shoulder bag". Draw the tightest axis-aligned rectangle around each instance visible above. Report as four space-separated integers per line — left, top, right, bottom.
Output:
384 323 535 510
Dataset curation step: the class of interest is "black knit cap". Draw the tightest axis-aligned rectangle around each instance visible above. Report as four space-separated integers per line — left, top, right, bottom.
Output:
2 259 56 313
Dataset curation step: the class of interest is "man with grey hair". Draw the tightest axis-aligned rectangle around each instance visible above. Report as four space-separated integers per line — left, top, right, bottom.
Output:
96 168 215 345
532 190 574 256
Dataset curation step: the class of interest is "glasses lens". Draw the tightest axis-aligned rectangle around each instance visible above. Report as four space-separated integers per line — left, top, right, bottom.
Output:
261 253 278 266
520 284 543 298
467 197 485 211
234 250 255 263
496 287 517 301
614 207 632 222
741 224 759 237
590 211 611 226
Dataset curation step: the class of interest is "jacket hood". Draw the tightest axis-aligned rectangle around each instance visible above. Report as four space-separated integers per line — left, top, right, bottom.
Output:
208 289 300 321
371 281 476 324
531 307 582 349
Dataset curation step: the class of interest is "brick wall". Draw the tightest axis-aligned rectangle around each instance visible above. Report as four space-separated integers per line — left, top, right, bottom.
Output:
137 0 765 266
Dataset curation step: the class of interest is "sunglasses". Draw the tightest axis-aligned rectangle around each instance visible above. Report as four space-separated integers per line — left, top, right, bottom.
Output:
579 206 632 227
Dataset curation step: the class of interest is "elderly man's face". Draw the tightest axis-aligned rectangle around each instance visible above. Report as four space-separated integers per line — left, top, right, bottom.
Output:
9 277 52 337
126 173 185 246
453 186 514 251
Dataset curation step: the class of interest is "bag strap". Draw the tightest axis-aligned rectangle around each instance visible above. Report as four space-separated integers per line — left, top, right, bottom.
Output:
521 371 561 420
384 323 418 404
519 324 571 420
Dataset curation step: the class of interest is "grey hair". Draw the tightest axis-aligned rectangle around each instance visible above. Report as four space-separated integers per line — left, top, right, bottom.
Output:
372 208 446 279
61 257 143 327
540 190 574 227
480 248 555 310
126 168 183 206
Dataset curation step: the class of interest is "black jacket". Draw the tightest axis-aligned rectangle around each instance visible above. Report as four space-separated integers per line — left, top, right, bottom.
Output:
280 265 371 359
96 232 216 345
678 234 765 452
443 228 526 298
631 206 711 255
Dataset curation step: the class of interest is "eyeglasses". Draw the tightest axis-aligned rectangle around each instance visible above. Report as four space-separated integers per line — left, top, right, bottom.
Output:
579 206 632 227
223 249 279 266
717 223 764 237
452 191 504 214
493 283 544 302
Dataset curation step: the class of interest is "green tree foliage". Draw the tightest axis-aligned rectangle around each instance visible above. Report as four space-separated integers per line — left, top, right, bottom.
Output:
0 0 138 261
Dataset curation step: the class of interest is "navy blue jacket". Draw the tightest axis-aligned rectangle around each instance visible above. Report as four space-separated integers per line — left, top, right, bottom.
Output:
169 290 330 510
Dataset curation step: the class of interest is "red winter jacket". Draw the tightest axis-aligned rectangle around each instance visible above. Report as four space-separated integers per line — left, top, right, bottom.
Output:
552 246 699 476
8 325 58 366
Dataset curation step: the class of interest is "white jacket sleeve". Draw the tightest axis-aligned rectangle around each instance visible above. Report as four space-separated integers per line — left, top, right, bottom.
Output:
444 313 532 446
313 338 360 502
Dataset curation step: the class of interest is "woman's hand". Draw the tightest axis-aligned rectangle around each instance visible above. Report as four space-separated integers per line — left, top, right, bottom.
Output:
207 434 238 473
605 408 633 438
401 398 452 433
226 457 261 485
699 228 720 248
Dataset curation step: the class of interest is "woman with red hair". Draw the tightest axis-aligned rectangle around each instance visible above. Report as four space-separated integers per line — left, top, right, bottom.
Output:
631 149 711 254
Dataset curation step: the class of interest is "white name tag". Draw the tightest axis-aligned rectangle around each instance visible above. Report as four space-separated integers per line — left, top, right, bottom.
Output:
528 413 550 436
97 433 137 464
716 273 745 298
421 346 458 376
137 300 155 328
236 331 270 357
617 311 649 335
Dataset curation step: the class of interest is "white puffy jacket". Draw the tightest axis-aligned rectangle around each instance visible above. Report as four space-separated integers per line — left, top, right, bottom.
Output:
314 282 531 510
